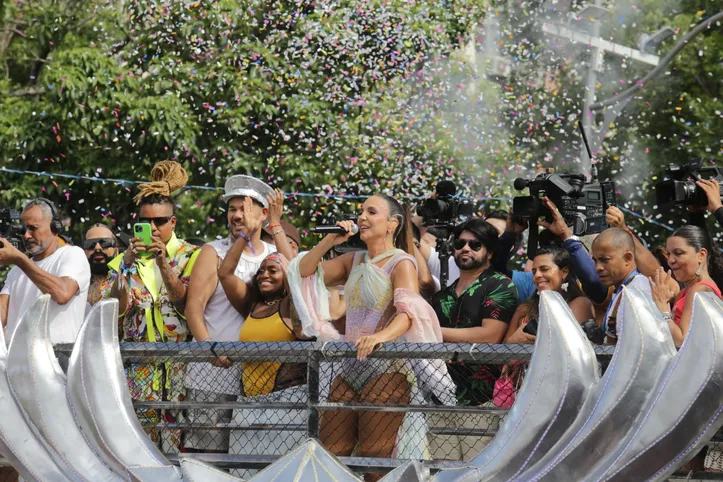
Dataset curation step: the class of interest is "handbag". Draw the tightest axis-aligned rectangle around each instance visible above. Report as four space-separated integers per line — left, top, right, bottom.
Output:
493 361 526 408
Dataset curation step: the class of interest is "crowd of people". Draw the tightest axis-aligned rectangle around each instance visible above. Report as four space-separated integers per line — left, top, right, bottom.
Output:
1 161 723 479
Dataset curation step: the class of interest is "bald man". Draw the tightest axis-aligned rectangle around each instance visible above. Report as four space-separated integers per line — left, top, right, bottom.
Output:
83 224 119 308
590 228 654 340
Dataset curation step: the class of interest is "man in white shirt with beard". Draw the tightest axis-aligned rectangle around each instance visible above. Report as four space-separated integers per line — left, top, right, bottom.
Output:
0 199 89 350
184 175 295 453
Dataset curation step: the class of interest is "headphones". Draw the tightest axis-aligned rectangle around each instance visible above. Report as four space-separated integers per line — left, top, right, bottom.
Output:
35 198 63 234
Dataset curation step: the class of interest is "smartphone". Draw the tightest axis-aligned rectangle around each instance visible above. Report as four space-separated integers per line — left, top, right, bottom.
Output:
522 318 538 337
133 223 153 257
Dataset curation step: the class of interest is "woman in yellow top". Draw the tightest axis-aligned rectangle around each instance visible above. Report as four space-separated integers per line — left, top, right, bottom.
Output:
218 198 310 478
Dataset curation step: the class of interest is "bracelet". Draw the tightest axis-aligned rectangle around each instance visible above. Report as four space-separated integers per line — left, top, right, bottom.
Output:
238 231 256 255
268 224 281 230
271 229 284 236
119 259 137 277
199 337 213 342
662 311 674 323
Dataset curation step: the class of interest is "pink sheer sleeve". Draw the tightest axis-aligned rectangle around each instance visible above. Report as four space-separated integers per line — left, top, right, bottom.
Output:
394 288 457 406
393 288 444 343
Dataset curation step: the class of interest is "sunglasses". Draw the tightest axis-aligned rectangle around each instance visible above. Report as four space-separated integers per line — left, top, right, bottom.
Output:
138 216 173 226
83 238 116 250
453 238 484 252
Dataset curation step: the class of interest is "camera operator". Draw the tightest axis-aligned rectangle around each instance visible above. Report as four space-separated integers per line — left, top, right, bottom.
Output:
0 199 90 344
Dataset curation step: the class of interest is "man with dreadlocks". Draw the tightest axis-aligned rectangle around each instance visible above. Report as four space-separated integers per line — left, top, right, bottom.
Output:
103 161 200 453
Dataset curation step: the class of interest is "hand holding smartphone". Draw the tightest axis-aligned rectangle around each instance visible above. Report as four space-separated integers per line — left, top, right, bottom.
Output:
133 223 153 257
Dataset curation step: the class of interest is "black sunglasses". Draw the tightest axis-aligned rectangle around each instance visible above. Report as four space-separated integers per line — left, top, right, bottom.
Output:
138 216 173 226
453 238 484 252
83 238 116 250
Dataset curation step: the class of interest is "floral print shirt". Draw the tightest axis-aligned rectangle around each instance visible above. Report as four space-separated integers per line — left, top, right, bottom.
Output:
432 268 518 406
100 233 199 452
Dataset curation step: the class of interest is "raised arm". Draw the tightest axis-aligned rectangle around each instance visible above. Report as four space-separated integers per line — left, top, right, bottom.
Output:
298 220 356 285
265 189 296 261
537 199 608 304
218 235 255 318
607 206 679 295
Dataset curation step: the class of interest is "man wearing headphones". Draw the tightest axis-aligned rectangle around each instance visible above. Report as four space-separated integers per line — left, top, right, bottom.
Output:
0 199 90 344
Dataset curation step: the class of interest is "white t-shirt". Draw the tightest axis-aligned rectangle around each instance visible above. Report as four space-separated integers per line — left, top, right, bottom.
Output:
427 247 460 287
185 238 276 394
607 273 653 338
1 246 90 344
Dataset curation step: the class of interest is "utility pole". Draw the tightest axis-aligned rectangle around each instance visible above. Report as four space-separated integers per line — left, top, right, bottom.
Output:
542 4 662 176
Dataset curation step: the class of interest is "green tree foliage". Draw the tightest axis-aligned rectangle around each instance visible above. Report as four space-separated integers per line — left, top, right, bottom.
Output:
0 0 498 245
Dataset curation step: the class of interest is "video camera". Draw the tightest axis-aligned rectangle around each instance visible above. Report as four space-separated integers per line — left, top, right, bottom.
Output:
0 209 24 249
512 168 616 257
655 159 723 207
417 181 476 227
417 181 477 288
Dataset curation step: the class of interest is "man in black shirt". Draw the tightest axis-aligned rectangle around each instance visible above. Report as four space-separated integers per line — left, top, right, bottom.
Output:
431 218 518 406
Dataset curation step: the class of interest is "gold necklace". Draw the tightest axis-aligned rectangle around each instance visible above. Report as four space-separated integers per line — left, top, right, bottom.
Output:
263 296 284 306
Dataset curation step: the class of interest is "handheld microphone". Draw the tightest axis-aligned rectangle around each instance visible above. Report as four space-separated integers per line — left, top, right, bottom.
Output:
310 224 359 235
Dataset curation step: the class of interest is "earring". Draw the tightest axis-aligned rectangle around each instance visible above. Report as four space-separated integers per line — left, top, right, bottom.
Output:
696 263 703 276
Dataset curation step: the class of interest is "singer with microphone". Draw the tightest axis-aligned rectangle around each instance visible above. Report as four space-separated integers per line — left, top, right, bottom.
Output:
287 194 456 481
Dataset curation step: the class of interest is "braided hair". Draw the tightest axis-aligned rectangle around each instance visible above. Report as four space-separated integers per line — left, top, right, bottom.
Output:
133 161 188 209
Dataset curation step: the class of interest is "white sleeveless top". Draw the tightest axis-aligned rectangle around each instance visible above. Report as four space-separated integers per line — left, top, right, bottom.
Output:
184 238 275 394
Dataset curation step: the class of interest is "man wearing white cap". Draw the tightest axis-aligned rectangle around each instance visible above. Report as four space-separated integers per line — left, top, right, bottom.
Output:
184 175 293 453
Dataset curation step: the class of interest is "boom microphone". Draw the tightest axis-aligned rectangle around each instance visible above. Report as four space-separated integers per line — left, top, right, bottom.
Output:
310 224 359 235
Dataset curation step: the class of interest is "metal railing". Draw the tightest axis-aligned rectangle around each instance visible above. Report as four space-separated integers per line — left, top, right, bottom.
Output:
0 342 711 480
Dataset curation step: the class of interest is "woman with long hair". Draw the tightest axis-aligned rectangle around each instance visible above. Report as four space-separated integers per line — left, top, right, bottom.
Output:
650 225 723 347
505 246 594 344
288 194 455 482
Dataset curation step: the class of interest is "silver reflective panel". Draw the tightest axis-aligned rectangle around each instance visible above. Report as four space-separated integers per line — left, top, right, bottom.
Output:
0 295 74 481
248 439 362 481
5 295 120 482
127 466 187 482
67 299 172 474
433 290 599 482
181 458 245 481
379 461 430 482
601 293 723 481
517 286 677 482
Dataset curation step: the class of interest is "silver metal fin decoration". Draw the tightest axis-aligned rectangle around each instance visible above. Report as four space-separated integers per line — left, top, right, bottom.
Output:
126 466 187 482
67 299 172 475
517 286 677 482
379 460 430 481
181 458 245 481
433 290 599 482
248 439 361 481
598 293 723 481
5 294 121 482
0 295 74 481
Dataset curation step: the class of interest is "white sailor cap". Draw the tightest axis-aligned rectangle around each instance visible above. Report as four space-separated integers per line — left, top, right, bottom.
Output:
221 175 273 207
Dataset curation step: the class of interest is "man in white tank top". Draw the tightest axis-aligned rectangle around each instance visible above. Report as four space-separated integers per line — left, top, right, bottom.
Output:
184 175 294 452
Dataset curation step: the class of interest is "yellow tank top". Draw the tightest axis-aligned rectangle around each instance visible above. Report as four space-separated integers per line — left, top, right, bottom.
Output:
239 307 296 397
